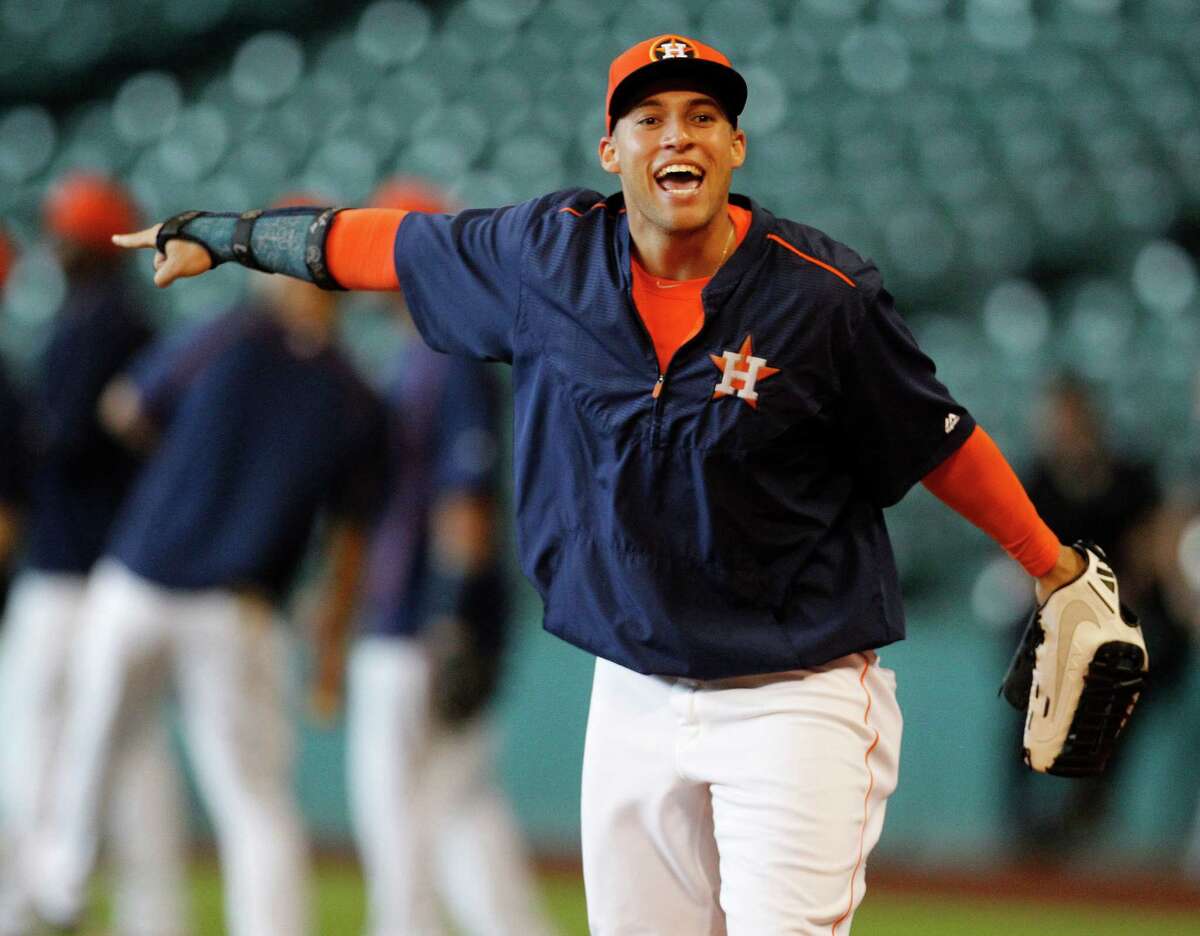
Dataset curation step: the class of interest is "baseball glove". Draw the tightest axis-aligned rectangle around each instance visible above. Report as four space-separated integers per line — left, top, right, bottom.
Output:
1001 542 1148 777
427 615 504 727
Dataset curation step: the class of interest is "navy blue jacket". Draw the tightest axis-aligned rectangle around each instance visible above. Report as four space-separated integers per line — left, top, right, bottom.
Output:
0 361 24 510
110 306 387 598
24 275 152 573
395 190 973 678
359 340 505 642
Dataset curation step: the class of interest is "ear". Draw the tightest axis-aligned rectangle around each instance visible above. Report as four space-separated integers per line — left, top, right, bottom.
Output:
598 135 620 175
730 127 747 170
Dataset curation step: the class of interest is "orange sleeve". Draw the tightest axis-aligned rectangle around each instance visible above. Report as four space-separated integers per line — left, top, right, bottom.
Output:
325 208 408 291
922 425 1061 578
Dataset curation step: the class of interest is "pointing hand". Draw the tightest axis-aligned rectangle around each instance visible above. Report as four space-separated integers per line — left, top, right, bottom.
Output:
112 224 213 288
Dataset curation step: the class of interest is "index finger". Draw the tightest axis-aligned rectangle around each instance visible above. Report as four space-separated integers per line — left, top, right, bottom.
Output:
111 223 163 251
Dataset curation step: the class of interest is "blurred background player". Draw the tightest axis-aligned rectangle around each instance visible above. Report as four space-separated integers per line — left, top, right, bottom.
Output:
0 227 23 611
0 174 190 936
1004 373 1195 857
0 226 28 934
32 197 388 936
312 178 556 936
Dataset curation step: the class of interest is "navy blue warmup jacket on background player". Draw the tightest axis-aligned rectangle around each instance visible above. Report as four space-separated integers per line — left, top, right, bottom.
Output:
359 340 506 645
0 362 24 514
24 274 152 573
109 306 386 598
394 190 975 679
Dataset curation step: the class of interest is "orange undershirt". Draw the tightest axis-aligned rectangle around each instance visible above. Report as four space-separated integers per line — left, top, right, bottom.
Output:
326 208 406 290
324 206 1059 578
923 426 1061 577
631 203 752 375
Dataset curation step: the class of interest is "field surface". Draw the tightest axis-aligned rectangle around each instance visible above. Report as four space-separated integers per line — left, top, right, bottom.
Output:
84 862 1200 935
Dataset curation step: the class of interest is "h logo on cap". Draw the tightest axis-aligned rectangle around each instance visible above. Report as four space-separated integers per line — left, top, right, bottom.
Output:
652 37 696 61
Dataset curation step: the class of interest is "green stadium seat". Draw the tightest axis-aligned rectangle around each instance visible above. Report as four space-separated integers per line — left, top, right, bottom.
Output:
543 0 611 29
466 0 543 29
354 1 433 69
837 24 913 95
0 105 57 182
980 278 1051 362
1131 239 1198 317
445 168 519 208
315 33 388 99
221 138 293 203
491 134 567 196
698 0 776 61
611 0 695 50
229 32 304 107
365 69 446 151
738 65 787 134
442 3 521 64
112 71 183 145
155 105 230 183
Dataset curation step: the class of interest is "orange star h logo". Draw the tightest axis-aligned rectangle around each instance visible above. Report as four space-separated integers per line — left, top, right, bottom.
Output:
710 335 779 409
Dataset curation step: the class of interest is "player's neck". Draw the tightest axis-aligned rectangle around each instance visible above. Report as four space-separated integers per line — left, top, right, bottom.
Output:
629 209 734 282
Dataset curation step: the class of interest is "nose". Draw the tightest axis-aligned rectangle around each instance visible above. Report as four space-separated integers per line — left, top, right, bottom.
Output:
661 113 694 149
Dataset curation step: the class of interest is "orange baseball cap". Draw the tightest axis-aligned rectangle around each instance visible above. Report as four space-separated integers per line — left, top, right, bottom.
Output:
0 229 14 288
605 34 747 134
43 172 139 254
369 177 451 213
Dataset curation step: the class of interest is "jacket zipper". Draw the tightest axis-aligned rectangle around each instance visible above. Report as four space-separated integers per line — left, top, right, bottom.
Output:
624 283 667 442
629 285 716 446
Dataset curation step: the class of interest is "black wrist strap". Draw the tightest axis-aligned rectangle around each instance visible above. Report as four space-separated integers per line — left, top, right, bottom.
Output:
156 210 222 267
232 209 266 272
304 207 345 291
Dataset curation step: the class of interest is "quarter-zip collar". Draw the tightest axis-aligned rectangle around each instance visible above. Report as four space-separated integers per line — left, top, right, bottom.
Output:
605 191 770 305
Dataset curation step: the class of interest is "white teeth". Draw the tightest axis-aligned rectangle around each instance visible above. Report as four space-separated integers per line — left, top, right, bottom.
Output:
655 164 703 179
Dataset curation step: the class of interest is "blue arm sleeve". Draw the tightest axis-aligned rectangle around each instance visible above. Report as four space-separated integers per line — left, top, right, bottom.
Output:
167 208 332 283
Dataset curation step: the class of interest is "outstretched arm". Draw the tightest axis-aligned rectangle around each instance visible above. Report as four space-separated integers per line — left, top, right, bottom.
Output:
922 425 1085 600
113 208 407 291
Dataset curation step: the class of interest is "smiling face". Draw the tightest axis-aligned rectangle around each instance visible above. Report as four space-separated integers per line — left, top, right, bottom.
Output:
599 85 746 239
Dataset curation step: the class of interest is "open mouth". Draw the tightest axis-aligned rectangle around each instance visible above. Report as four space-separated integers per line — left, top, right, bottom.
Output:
654 163 705 193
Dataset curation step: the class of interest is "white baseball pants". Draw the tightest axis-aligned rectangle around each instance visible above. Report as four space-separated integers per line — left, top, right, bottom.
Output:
0 571 188 936
34 560 309 936
581 652 902 936
347 636 555 936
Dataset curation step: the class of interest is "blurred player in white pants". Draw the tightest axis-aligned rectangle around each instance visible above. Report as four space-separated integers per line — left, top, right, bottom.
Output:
0 175 188 936
346 642 554 936
32 228 387 936
0 227 21 608
312 177 555 936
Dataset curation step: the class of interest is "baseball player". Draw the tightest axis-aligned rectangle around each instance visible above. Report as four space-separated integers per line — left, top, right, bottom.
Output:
0 174 190 936
114 35 1140 934
310 179 557 936
32 228 388 936
0 227 23 610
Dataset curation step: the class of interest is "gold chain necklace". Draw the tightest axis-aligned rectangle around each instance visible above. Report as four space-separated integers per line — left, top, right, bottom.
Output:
717 214 735 266
654 216 735 289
